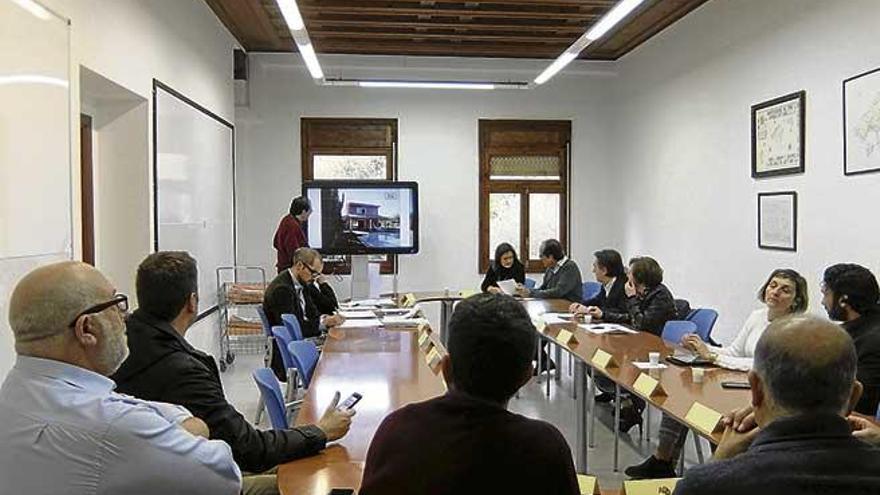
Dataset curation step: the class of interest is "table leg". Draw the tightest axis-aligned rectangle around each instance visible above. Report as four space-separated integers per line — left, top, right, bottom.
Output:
536 337 543 385
545 344 551 397
440 300 454 346
614 383 621 472
554 344 562 383
575 361 588 473
588 372 597 448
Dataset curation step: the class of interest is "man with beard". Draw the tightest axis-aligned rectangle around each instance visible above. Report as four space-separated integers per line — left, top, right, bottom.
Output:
113 252 353 495
0 261 241 494
821 263 880 415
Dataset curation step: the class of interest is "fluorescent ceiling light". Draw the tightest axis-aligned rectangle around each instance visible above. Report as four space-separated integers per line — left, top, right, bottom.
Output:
533 0 644 85
10 0 51 20
275 0 305 31
0 74 68 87
358 81 495 90
586 0 645 40
297 42 324 79
534 52 578 85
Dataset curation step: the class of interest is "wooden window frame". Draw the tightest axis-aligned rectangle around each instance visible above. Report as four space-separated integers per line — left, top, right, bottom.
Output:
301 118 398 275
479 120 571 274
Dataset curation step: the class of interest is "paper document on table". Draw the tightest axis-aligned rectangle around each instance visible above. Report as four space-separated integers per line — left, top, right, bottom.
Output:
632 362 668 370
542 313 575 325
579 323 637 335
339 318 383 329
338 310 377 319
497 279 518 295
382 317 430 327
349 298 395 307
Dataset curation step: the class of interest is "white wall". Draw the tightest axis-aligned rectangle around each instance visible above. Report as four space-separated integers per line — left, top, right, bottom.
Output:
0 0 237 380
236 55 620 295
609 0 880 342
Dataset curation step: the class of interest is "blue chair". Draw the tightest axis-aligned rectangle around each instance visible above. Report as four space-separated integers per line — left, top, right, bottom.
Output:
687 308 719 344
288 340 320 388
582 281 602 305
661 320 698 345
253 307 274 424
524 278 537 289
281 313 304 341
252 368 289 430
270 326 301 399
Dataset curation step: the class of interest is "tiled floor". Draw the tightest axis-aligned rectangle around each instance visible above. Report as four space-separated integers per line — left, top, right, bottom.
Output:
220 339 706 491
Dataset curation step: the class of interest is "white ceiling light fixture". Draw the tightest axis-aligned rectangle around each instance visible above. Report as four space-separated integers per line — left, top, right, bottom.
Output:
10 0 52 20
533 0 645 85
275 0 323 79
358 81 495 90
0 74 68 87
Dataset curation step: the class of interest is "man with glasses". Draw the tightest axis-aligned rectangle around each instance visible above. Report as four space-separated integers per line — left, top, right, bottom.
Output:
113 252 353 495
0 261 241 494
263 247 345 381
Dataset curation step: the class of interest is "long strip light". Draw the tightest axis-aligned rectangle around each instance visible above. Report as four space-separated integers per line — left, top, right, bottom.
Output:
534 0 645 85
10 0 52 20
275 0 323 79
359 81 495 90
0 74 68 87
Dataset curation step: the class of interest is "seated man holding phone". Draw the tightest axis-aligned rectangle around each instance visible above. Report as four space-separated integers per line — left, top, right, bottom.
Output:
113 252 355 495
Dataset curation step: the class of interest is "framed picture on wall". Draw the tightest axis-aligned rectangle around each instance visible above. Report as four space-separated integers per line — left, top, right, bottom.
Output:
844 67 880 176
758 191 797 251
751 91 806 178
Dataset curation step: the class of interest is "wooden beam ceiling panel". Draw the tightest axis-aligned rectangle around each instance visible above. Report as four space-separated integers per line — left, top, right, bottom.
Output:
207 0 714 60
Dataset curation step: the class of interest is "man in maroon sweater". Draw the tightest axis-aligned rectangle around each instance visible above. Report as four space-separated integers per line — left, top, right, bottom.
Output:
359 293 579 495
273 196 310 273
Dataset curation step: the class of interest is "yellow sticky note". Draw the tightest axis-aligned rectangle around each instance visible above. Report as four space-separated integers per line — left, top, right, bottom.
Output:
622 478 680 495
577 474 598 495
555 329 577 345
591 349 617 369
458 289 477 298
403 293 417 307
633 373 666 398
685 402 723 434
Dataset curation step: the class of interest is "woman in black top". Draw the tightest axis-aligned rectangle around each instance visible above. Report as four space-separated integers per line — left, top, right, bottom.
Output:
481 243 526 294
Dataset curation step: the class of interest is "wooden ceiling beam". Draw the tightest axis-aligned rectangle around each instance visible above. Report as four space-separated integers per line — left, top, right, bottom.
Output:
299 5 598 21
309 30 575 44
313 39 573 58
307 18 589 33
205 0 290 50
345 0 614 6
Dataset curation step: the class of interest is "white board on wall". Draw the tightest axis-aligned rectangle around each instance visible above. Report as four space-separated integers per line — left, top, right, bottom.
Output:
153 81 235 314
0 0 72 380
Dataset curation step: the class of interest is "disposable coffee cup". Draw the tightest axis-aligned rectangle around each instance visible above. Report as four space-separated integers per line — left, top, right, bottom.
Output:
648 352 660 366
692 367 705 383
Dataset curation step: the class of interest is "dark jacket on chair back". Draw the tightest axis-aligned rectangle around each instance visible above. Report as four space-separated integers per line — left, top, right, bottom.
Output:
112 309 327 474
673 413 880 495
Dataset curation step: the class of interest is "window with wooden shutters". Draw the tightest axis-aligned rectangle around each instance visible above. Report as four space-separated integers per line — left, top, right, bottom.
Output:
301 118 397 274
479 120 570 273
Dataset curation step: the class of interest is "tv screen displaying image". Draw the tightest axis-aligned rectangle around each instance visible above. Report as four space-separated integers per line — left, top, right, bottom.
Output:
304 180 419 255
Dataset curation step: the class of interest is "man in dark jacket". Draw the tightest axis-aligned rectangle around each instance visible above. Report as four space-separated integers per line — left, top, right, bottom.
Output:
821 263 880 415
570 248 628 316
674 315 880 495
112 251 354 495
518 239 583 302
263 248 344 380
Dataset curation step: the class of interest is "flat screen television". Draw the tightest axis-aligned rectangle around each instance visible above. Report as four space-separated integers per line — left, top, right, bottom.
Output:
303 180 419 255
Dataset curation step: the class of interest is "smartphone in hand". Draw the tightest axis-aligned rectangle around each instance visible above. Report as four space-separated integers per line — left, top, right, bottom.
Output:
339 392 363 411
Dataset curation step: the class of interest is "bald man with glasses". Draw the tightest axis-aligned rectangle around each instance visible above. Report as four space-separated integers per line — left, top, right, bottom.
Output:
0 261 241 495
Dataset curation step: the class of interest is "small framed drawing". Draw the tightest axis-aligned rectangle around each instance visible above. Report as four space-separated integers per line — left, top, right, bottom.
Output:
751 91 806 178
844 67 880 176
758 192 797 252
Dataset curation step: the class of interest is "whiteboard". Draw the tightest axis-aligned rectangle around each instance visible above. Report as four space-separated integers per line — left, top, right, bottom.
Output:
154 82 235 314
0 0 71 258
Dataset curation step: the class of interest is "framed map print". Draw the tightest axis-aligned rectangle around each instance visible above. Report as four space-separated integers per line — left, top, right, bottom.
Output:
844 67 880 176
758 191 797 252
751 91 806 178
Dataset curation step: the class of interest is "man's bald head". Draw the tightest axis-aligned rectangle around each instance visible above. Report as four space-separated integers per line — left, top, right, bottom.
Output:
753 315 858 416
8 261 113 349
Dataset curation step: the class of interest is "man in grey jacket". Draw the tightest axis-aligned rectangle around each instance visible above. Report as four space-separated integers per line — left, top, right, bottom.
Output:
518 239 583 302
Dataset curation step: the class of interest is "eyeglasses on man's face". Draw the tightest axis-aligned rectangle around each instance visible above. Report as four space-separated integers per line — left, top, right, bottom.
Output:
68 293 129 328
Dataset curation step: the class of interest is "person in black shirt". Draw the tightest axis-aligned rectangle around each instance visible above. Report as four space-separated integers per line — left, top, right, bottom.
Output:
821 263 880 415
481 242 526 294
570 248 628 316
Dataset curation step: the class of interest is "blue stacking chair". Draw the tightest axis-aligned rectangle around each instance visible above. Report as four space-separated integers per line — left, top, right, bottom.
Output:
582 281 602 305
270 326 301 400
281 313 304 341
288 340 321 388
661 320 698 345
253 307 275 424
252 368 289 430
687 308 719 345
524 278 537 289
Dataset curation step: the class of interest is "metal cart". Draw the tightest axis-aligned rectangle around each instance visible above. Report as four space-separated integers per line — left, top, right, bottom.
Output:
216 266 267 372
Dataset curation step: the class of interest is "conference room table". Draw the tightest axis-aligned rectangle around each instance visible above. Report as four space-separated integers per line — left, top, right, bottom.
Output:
277 294 752 494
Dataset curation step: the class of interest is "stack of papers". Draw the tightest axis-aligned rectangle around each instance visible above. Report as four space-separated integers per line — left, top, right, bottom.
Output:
579 323 637 335
633 362 669 370
542 313 576 325
382 316 430 327
345 298 395 307
339 318 383 329
497 279 518 295
338 310 377 319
